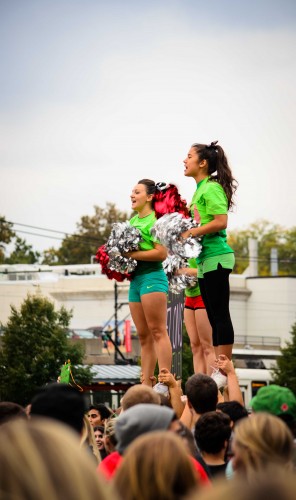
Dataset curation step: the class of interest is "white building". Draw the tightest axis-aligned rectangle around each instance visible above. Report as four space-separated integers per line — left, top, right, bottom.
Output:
0 263 295 349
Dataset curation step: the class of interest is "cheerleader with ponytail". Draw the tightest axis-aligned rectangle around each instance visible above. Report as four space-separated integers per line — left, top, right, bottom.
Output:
182 141 238 388
124 179 188 388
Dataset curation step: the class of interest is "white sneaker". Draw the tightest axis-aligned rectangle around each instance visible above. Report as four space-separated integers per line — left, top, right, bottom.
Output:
153 382 170 398
211 369 227 389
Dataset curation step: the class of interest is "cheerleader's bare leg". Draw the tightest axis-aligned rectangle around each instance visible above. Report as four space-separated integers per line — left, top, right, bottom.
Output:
141 291 172 372
129 301 157 386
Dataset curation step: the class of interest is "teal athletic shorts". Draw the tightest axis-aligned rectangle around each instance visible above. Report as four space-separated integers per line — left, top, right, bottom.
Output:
129 270 168 303
197 253 235 279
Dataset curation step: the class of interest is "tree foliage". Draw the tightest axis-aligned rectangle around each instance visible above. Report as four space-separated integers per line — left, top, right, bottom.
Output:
5 237 40 264
0 216 15 263
42 203 131 265
0 293 92 405
182 326 194 390
228 220 296 275
0 217 40 265
272 322 296 396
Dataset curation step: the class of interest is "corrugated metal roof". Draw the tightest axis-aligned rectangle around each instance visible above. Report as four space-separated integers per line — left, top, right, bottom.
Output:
90 364 141 382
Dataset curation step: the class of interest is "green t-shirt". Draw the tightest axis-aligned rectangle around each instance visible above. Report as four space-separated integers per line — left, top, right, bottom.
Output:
129 211 163 275
190 177 233 262
185 258 201 297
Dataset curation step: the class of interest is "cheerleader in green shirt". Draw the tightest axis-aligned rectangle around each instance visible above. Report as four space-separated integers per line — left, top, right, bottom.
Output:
124 179 172 387
182 141 238 387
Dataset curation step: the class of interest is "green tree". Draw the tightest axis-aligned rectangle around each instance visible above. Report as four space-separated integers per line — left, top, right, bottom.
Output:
42 203 131 265
5 236 40 264
182 327 193 390
0 216 15 263
0 293 92 405
228 220 296 275
272 322 296 395
42 247 61 266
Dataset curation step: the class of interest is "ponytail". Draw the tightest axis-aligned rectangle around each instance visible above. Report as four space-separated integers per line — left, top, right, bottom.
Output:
191 142 238 209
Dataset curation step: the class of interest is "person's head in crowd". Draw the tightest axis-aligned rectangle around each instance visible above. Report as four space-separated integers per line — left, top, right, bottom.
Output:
104 418 118 454
87 403 112 427
195 411 232 457
0 418 113 500
176 421 199 457
216 401 248 426
250 384 296 435
93 425 109 460
232 412 294 478
121 384 160 411
80 415 101 464
158 392 173 408
0 402 28 425
187 467 296 500
115 403 178 455
113 431 199 500
185 374 218 415
30 383 85 434
94 425 105 450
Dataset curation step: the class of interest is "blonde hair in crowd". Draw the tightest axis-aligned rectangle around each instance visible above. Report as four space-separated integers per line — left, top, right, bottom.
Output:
188 468 296 500
113 431 199 500
121 384 161 411
0 418 113 500
233 412 294 477
104 417 118 454
80 414 101 464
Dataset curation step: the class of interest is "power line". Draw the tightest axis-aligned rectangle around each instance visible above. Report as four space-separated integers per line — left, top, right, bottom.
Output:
14 229 101 246
4 220 71 236
2 219 296 264
1 219 103 247
4 220 101 242
13 230 67 242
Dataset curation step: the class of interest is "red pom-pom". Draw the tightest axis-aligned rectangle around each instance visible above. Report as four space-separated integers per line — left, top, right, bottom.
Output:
95 245 131 282
154 184 189 219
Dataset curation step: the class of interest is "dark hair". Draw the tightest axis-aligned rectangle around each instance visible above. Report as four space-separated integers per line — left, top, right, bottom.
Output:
93 425 105 434
195 411 232 454
138 179 189 218
185 374 218 414
138 178 158 196
0 402 28 425
159 393 173 408
176 421 198 457
30 383 85 434
216 401 248 425
89 404 112 421
191 141 238 209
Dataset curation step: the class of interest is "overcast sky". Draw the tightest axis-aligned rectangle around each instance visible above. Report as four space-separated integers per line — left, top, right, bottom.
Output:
1 0 295 253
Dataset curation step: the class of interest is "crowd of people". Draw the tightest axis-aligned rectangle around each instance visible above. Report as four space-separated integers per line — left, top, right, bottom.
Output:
0 377 296 500
1 141 295 499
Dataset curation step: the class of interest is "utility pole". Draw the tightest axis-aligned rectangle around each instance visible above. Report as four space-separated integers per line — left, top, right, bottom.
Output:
270 248 278 276
114 281 119 362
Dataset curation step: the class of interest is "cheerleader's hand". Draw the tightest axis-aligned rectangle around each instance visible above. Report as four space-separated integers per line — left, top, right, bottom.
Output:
123 252 133 258
158 368 177 388
217 355 234 375
175 267 189 276
181 230 191 239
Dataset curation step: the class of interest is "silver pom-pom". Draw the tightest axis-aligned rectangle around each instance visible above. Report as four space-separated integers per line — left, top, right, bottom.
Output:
163 254 198 294
105 222 141 273
151 213 202 258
